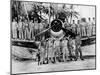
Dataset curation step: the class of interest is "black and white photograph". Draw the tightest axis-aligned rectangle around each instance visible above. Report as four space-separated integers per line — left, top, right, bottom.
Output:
11 0 96 74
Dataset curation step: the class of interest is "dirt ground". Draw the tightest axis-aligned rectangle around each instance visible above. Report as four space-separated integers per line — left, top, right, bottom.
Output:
11 44 96 74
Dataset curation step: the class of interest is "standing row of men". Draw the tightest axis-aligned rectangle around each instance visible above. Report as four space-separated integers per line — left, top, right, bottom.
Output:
12 18 47 41
37 35 84 65
12 17 96 41
70 17 95 37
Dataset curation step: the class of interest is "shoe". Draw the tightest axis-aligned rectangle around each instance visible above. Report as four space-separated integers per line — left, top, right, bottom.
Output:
81 58 84 60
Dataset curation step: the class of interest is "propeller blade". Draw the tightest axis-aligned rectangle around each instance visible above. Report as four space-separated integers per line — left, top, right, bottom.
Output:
35 22 56 37
62 28 76 37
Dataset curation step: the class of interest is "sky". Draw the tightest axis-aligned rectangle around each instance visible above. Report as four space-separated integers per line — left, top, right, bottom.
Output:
75 5 95 20
50 4 95 22
56 4 95 22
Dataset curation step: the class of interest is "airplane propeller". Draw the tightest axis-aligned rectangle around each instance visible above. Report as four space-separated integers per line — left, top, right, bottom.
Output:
34 19 76 38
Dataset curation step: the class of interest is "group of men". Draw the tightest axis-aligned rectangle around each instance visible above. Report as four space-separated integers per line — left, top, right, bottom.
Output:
12 17 96 41
37 35 84 65
65 17 96 37
12 17 48 41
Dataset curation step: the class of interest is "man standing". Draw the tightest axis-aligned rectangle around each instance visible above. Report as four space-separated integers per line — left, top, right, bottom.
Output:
24 19 29 40
54 38 60 62
38 41 45 65
47 38 54 63
39 22 44 40
64 21 71 29
92 17 96 35
71 20 76 33
39 21 44 32
75 35 84 60
80 18 87 37
29 20 34 40
18 19 23 39
76 20 81 35
12 18 18 39
87 18 92 37
34 19 39 41
61 37 69 62
68 37 76 61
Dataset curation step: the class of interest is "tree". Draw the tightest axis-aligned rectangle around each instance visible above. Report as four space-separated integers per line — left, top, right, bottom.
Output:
49 4 79 24
50 4 61 19
67 5 79 24
28 2 50 22
11 1 22 19
58 4 69 23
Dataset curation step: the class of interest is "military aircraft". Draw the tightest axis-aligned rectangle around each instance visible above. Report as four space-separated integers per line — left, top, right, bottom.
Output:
11 19 96 60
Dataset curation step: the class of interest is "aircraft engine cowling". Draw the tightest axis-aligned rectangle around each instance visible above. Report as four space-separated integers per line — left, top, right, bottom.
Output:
50 19 64 39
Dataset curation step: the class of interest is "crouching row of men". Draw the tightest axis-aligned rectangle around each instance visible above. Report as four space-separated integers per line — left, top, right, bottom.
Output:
37 35 84 65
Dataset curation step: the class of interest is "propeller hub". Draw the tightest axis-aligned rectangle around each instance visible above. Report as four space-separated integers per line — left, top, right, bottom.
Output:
51 19 63 32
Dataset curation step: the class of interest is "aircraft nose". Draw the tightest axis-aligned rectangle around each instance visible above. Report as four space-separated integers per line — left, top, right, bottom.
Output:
51 19 63 32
